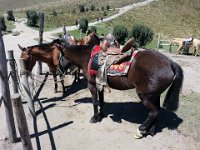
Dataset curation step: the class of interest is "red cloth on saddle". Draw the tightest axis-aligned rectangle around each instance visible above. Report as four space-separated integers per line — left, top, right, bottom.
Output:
88 45 101 75
107 51 138 76
88 45 139 76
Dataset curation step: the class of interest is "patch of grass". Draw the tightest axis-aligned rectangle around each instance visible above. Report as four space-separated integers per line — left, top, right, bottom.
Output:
177 92 200 141
5 20 15 32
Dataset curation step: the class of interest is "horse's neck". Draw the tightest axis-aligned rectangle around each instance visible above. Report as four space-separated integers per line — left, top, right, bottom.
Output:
65 46 91 68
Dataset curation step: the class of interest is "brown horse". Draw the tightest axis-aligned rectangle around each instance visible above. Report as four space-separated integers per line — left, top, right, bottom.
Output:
18 39 66 94
60 43 184 138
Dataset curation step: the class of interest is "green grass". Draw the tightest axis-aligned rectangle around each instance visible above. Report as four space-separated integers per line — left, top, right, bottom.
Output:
176 92 200 141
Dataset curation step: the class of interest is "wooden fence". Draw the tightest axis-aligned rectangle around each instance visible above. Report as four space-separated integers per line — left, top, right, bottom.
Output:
157 33 172 52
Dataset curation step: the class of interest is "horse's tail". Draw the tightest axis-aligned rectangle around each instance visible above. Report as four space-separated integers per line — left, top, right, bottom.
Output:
163 61 184 111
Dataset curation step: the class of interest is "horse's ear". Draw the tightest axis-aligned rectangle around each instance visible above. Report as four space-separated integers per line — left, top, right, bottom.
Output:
18 44 26 51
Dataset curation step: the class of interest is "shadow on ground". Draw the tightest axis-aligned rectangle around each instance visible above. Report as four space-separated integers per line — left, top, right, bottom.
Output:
75 97 183 135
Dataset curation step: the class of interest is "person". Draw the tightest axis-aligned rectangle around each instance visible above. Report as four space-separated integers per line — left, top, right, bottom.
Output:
182 35 194 54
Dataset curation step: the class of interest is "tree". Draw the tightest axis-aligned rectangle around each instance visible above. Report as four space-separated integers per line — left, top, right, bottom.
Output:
90 26 97 33
0 16 7 31
129 24 154 47
7 10 15 21
26 10 39 27
112 25 128 45
79 5 85 12
79 18 88 33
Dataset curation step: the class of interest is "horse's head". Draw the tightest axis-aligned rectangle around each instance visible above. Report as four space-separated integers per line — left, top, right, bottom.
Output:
84 32 100 47
18 44 36 72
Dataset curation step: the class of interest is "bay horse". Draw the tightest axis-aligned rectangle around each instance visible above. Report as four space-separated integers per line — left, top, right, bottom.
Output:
60 43 184 138
18 39 67 94
171 38 200 56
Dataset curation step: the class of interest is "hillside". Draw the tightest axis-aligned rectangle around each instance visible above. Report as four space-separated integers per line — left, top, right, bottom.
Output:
106 0 200 38
0 0 142 12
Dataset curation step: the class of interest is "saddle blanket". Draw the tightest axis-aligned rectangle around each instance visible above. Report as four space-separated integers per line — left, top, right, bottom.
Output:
88 45 138 76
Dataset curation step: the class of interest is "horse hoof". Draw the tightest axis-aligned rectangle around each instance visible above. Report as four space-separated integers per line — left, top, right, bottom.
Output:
89 115 102 123
134 128 143 139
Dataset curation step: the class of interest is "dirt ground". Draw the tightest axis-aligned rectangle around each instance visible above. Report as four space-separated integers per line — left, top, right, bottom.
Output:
0 50 200 150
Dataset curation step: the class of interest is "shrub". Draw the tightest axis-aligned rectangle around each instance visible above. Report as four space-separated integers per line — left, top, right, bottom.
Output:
7 10 15 21
52 11 57 16
112 25 128 45
90 26 97 33
129 24 154 47
103 11 107 16
0 16 7 31
79 5 85 12
26 10 39 27
91 5 95 11
101 6 104 11
79 18 88 33
106 5 110 11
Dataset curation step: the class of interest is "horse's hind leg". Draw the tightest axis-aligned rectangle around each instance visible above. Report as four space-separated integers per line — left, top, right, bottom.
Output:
135 94 160 138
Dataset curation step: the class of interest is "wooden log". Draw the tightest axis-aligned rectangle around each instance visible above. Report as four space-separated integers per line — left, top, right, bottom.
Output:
7 50 19 94
19 58 35 117
35 12 44 75
0 29 17 142
12 94 33 150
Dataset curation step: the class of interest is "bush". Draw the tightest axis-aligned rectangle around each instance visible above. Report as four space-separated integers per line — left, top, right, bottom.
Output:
91 5 95 11
79 5 85 12
79 18 88 33
26 10 39 27
7 10 15 21
106 5 110 11
0 16 7 31
112 25 128 45
90 26 97 33
103 11 107 16
129 24 154 47
52 11 57 16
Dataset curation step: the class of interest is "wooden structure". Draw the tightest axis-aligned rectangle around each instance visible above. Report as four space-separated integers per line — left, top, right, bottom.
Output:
0 29 17 142
12 94 33 150
157 33 172 52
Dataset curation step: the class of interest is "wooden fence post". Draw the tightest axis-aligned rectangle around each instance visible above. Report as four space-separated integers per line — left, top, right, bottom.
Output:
7 50 19 94
12 93 33 150
157 33 161 51
35 12 44 75
19 58 35 117
0 29 17 142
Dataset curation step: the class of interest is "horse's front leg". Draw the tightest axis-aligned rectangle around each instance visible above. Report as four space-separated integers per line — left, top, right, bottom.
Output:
53 72 58 93
99 90 105 118
88 82 102 123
